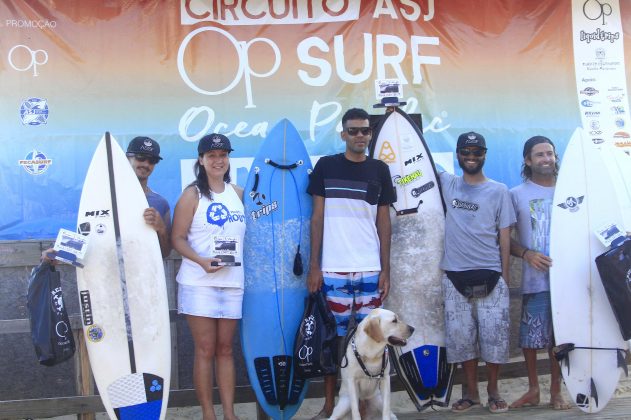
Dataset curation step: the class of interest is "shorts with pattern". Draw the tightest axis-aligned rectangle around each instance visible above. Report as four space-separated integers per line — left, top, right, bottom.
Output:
443 274 510 364
178 283 243 319
322 271 382 336
519 291 553 349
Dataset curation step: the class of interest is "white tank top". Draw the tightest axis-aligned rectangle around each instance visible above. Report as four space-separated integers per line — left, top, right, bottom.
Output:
176 183 246 288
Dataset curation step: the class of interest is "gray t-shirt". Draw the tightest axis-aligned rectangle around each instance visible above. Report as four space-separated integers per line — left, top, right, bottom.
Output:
439 171 516 272
510 180 554 294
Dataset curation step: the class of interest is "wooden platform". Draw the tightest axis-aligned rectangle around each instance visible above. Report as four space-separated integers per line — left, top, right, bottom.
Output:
396 396 631 419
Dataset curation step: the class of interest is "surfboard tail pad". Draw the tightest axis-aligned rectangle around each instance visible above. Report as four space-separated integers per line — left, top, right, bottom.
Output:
395 345 454 409
254 355 305 410
108 372 165 419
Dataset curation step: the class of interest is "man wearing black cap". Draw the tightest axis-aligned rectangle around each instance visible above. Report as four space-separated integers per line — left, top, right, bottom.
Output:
126 136 171 258
439 131 515 414
509 136 569 410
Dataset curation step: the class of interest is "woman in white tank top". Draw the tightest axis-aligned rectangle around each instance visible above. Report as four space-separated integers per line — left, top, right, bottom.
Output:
172 133 245 420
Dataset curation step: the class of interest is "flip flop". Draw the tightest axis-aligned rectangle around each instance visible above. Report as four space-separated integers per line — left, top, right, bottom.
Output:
488 396 509 414
451 398 479 413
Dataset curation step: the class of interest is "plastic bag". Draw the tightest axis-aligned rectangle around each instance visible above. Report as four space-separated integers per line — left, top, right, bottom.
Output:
293 291 338 379
27 261 76 366
596 238 631 340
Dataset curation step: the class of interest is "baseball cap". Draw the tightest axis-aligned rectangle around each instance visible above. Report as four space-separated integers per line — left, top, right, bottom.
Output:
198 133 234 154
126 136 162 160
523 135 554 157
457 132 487 150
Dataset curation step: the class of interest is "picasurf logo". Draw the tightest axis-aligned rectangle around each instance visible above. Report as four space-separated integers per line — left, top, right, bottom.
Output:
557 196 585 213
19 150 52 175
20 97 49 125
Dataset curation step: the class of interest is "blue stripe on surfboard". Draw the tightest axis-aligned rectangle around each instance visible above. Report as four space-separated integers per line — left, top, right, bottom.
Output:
114 399 162 419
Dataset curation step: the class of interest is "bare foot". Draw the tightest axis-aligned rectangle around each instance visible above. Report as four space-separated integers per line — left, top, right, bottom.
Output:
510 388 540 408
550 393 571 410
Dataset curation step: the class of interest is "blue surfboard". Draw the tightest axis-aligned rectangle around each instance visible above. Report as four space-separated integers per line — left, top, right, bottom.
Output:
241 119 312 419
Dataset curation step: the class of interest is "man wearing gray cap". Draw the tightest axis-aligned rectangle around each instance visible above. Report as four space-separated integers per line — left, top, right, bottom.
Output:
509 136 569 410
126 136 171 258
439 132 515 414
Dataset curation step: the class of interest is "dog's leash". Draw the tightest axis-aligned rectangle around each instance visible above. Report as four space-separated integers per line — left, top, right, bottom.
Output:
341 327 389 379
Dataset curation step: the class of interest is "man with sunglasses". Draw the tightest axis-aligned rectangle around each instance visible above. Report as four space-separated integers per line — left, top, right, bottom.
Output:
508 136 569 411
126 136 172 258
306 107 396 419
439 132 515 414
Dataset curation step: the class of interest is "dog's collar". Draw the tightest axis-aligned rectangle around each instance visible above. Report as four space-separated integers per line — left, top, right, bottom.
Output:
351 336 388 379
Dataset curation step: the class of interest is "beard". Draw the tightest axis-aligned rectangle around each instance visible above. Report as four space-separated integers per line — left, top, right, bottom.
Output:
458 156 485 175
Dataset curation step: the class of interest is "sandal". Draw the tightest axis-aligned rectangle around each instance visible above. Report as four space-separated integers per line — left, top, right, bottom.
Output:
488 396 509 414
451 398 479 413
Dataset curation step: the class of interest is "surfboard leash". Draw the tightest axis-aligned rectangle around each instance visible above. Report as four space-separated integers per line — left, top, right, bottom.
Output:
553 343 628 377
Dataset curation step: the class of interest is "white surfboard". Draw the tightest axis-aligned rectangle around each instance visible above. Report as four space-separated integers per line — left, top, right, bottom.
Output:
601 144 631 232
76 133 171 419
550 127 628 413
370 109 454 410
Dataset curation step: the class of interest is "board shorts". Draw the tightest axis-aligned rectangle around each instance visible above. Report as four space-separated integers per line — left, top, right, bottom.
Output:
443 274 510 364
519 291 553 349
178 284 243 319
322 271 382 337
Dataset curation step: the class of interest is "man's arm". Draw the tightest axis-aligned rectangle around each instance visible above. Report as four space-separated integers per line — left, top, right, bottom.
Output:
376 204 391 301
307 195 325 293
499 226 511 285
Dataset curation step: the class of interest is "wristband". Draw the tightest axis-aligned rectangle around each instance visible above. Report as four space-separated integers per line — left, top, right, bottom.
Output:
521 248 529 258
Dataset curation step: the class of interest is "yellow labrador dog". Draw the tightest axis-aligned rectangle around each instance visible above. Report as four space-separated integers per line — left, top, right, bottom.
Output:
329 308 414 420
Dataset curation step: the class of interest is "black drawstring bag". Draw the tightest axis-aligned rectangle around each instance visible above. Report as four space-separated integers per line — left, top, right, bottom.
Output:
293 291 338 378
596 239 631 340
27 262 76 366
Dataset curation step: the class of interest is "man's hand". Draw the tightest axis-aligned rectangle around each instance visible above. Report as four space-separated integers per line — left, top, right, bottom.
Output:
143 207 166 233
307 267 323 294
378 271 390 301
524 250 553 272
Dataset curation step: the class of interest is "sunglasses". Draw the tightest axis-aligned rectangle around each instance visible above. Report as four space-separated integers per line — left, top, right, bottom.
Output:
345 127 372 136
458 148 486 157
133 155 159 164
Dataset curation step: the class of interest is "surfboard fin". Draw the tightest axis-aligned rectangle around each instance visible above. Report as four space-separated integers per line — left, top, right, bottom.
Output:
553 343 574 375
254 357 277 405
590 377 599 408
617 349 628 377
273 355 291 409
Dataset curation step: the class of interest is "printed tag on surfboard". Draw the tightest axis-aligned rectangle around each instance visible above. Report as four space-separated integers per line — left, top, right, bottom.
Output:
594 222 626 248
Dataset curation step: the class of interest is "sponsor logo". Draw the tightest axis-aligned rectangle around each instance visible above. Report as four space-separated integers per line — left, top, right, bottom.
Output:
580 28 620 43
614 131 630 139
411 181 435 198
206 202 231 226
378 141 396 164
582 77 596 83
87 324 104 342
95 223 106 235
20 97 49 125
557 196 584 212
393 170 422 186
4 19 57 29
301 314 316 339
611 106 626 115
615 118 625 128
595 47 606 58
589 130 603 135
609 86 623 92
251 200 278 220
404 153 423 166
451 198 479 211
584 111 601 118
592 138 605 144
580 87 598 96
18 150 52 175
80 290 93 326
78 222 91 236
55 320 70 341
581 99 599 107
583 0 613 25
608 95 623 103
149 379 162 393
589 120 600 130
8 45 48 76
84 209 110 217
